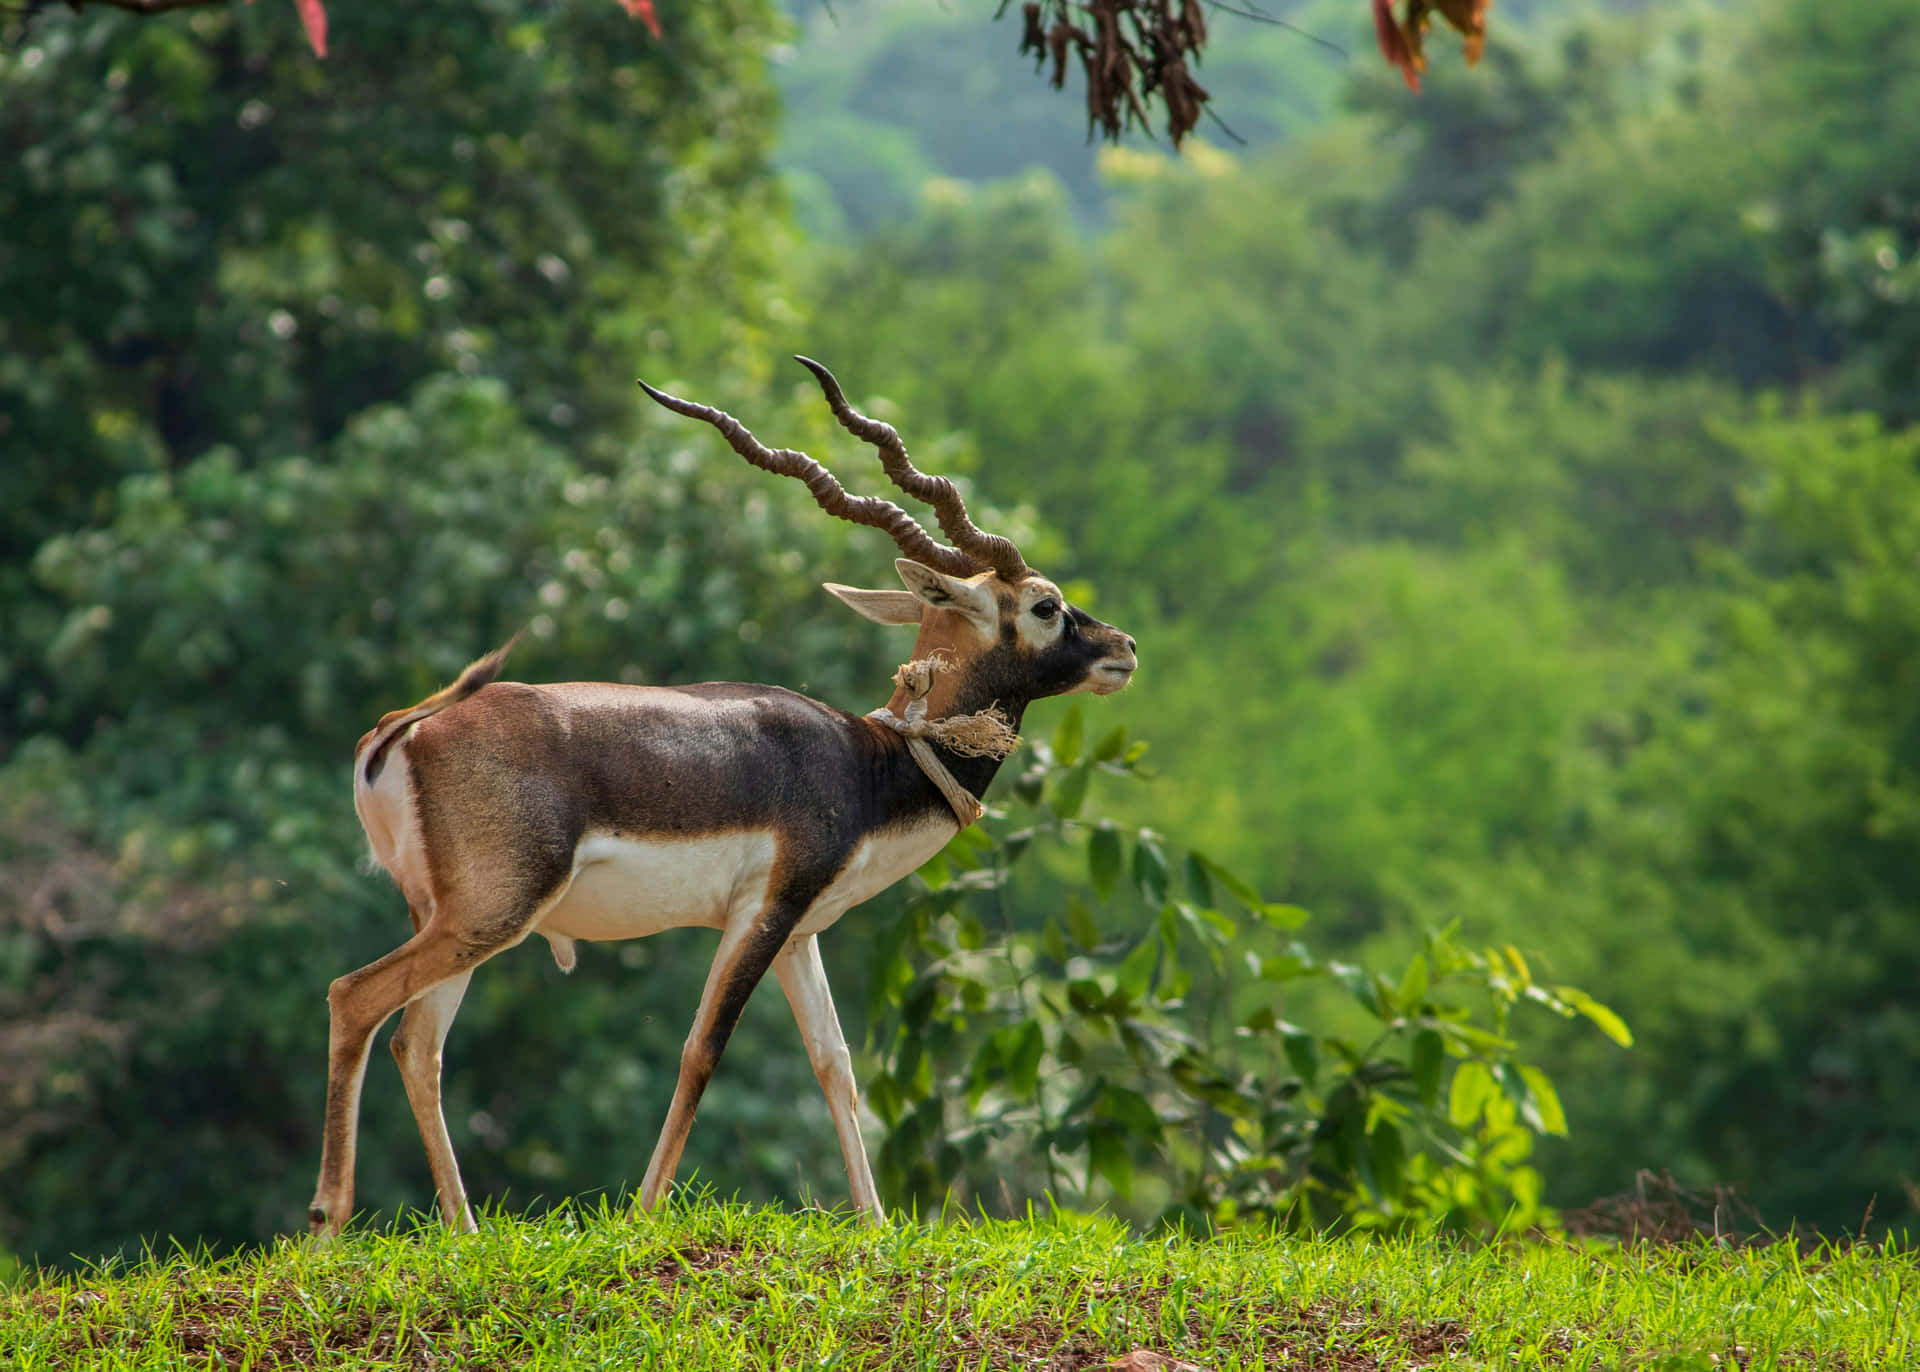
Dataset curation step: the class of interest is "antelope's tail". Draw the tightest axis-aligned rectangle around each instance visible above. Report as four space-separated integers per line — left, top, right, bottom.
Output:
356 638 517 786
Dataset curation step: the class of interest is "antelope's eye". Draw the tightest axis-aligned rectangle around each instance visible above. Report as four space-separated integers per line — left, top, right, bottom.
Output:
1031 599 1059 620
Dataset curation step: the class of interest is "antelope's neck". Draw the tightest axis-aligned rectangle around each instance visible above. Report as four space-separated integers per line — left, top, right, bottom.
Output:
874 688 1029 805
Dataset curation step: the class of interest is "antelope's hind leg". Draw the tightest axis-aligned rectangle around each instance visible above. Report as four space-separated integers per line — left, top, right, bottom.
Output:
308 923 477 1237
307 887 550 1239
390 970 478 1232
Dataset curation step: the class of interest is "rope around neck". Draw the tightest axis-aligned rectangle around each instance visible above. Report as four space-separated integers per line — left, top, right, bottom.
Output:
868 658 1019 828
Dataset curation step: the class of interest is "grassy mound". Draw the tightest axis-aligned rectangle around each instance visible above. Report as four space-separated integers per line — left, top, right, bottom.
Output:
4 1200 1914 1369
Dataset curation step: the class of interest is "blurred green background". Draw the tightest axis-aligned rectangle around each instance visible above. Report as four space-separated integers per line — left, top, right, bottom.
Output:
6 0 1920 1265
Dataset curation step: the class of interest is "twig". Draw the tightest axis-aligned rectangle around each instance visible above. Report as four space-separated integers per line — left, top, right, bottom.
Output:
1204 104 1247 146
1204 0 1346 58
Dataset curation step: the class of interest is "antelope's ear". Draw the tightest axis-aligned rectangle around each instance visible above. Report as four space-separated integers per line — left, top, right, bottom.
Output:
824 583 925 626
894 558 997 631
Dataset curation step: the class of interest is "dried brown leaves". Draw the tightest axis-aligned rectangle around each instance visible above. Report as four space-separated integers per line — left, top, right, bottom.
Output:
1013 0 1213 147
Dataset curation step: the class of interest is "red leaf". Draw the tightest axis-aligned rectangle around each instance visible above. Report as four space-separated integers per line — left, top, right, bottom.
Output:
1371 0 1420 91
619 0 664 39
294 0 327 58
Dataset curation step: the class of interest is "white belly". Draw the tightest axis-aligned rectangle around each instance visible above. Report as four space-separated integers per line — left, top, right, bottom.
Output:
538 832 777 941
536 817 955 945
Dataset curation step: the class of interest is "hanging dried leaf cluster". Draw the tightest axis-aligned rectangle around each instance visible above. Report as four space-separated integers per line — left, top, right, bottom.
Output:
1009 0 1213 148
1371 0 1491 92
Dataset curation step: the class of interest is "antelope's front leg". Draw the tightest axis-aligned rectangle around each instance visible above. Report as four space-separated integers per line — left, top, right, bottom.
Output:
638 901 800 1210
774 934 884 1223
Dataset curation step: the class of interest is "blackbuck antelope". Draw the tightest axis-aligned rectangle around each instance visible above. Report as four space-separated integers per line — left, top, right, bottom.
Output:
306 358 1137 1237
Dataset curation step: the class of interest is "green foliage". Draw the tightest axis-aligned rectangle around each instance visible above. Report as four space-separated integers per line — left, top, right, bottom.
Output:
863 707 1627 1236
1546 410 1920 1225
0 0 784 736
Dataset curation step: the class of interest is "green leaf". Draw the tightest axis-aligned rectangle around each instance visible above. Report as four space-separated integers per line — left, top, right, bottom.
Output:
1504 944 1532 987
1410 1029 1444 1109
1554 985 1634 1047
1257 903 1312 930
916 851 951 889
1257 951 1317 982
1334 964 1385 1019
1183 852 1213 906
1092 724 1128 763
1117 935 1160 999
1050 761 1091 820
1067 894 1100 950
1041 919 1069 964
1369 1119 1406 1202
1497 1061 1546 1133
1519 1065 1568 1136
1158 964 1192 1003
1283 1031 1319 1086
1174 901 1234 947
1006 1021 1045 1097
1194 853 1263 911
867 1073 904 1127
1100 1085 1163 1139
1155 908 1182 975
1087 822 1122 900
1052 705 1084 766
1132 835 1170 905
1448 1060 1494 1128
1066 979 1105 1015
1396 953 1429 1010
1088 1126 1132 1198
966 1036 1000 1108
1432 1019 1515 1056
947 822 993 858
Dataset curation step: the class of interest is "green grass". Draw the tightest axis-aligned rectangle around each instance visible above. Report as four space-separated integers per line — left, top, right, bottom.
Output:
4 1199 1915 1370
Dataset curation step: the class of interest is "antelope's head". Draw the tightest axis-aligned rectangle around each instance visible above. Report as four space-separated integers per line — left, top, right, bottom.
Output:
639 357 1137 719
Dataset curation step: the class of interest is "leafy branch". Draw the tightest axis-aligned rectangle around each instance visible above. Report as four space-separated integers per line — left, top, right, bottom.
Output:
864 705 1631 1234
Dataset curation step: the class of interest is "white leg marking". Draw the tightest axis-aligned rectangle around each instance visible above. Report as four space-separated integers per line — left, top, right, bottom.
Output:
775 934 884 1223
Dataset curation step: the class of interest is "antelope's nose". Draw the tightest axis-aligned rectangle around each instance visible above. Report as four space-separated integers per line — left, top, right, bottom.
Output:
1122 634 1137 654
